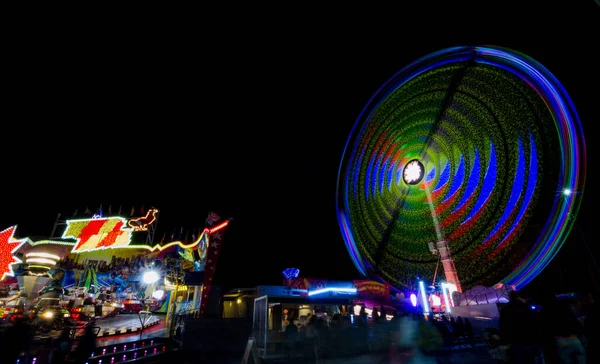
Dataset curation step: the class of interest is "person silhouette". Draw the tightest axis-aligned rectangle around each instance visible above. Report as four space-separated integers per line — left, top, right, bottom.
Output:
51 327 71 364
73 322 97 363
499 290 542 363
539 292 586 364
285 316 299 360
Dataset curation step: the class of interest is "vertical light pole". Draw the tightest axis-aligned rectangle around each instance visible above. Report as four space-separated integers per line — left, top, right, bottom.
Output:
139 271 160 338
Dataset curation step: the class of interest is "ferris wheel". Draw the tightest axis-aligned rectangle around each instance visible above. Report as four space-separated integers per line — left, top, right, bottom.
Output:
336 46 586 292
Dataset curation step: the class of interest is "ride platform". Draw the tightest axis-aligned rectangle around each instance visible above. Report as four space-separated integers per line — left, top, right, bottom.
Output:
34 313 161 342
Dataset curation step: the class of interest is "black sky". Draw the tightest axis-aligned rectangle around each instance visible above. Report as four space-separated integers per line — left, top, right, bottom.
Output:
2 3 598 294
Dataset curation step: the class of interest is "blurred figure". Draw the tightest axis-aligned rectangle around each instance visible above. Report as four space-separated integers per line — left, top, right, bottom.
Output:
372 307 380 324
389 310 401 344
303 314 317 360
284 315 299 361
499 290 543 363
539 292 586 364
417 314 444 355
463 317 475 347
380 305 388 322
580 293 597 364
37 337 54 364
73 322 97 363
51 327 71 364
358 305 368 326
4 316 33 364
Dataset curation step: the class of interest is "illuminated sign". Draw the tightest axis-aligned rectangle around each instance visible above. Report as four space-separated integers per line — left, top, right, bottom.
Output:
1 217 232 277
353 280 390 297
127 208 159 231
62 217 134 253
0 225 27 280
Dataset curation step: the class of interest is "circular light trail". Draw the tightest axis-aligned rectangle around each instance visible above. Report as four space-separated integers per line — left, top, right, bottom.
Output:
336 46 586 291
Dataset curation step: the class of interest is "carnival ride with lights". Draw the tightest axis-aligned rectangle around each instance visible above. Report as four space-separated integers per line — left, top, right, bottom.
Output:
0 208 231 332
336 46 586 313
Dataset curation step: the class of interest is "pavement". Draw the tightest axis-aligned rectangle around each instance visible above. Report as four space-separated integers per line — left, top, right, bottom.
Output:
258 316 498 364
258 342 496 364
318 345 496 363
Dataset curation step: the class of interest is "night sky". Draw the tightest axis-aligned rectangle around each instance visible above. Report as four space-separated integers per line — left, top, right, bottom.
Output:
2 3 598 297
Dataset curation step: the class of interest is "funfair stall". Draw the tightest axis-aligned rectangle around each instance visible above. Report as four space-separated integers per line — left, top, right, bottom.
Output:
0 208 230 334
250 270 399 361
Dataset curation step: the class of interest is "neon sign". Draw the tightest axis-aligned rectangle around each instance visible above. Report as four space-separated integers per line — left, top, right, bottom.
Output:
127 208 159 231
1 216 232 276
62 217 134 253
0 225 27 280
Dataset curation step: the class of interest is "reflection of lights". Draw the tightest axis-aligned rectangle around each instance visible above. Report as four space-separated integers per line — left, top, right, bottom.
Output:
410 293 417 307
431 295 441 306
152 290 164 300
237 298 242 304
142 271 160 284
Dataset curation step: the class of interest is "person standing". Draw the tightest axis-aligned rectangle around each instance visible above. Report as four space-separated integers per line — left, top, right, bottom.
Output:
539 292 586 364
285 316 299 361
499 290 543 363
73 323 97 363
51 327 72 364
581 293 598 364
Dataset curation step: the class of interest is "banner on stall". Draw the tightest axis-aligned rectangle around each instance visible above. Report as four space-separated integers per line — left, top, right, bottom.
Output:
353 280 390 298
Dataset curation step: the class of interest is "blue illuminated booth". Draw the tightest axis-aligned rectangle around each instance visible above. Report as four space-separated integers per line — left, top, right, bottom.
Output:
252 281 359 360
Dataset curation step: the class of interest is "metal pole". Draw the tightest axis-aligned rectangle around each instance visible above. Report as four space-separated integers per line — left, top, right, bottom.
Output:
50 213 61 238
431 253 441 286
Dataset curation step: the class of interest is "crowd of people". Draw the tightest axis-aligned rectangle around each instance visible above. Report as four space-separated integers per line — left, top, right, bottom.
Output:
277 304 477 362
0 316 97 364
496 290 597 363
273 290 598 363
56 253 165 274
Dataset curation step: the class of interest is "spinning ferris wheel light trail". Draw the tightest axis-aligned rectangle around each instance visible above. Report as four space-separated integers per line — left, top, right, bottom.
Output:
336 45 586 293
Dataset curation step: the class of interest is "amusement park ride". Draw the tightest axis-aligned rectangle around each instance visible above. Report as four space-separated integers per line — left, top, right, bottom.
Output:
0 207 231 333
336 46 586 316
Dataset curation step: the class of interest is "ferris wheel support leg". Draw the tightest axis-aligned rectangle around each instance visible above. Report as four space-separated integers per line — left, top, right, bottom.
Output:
436 240 462 293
